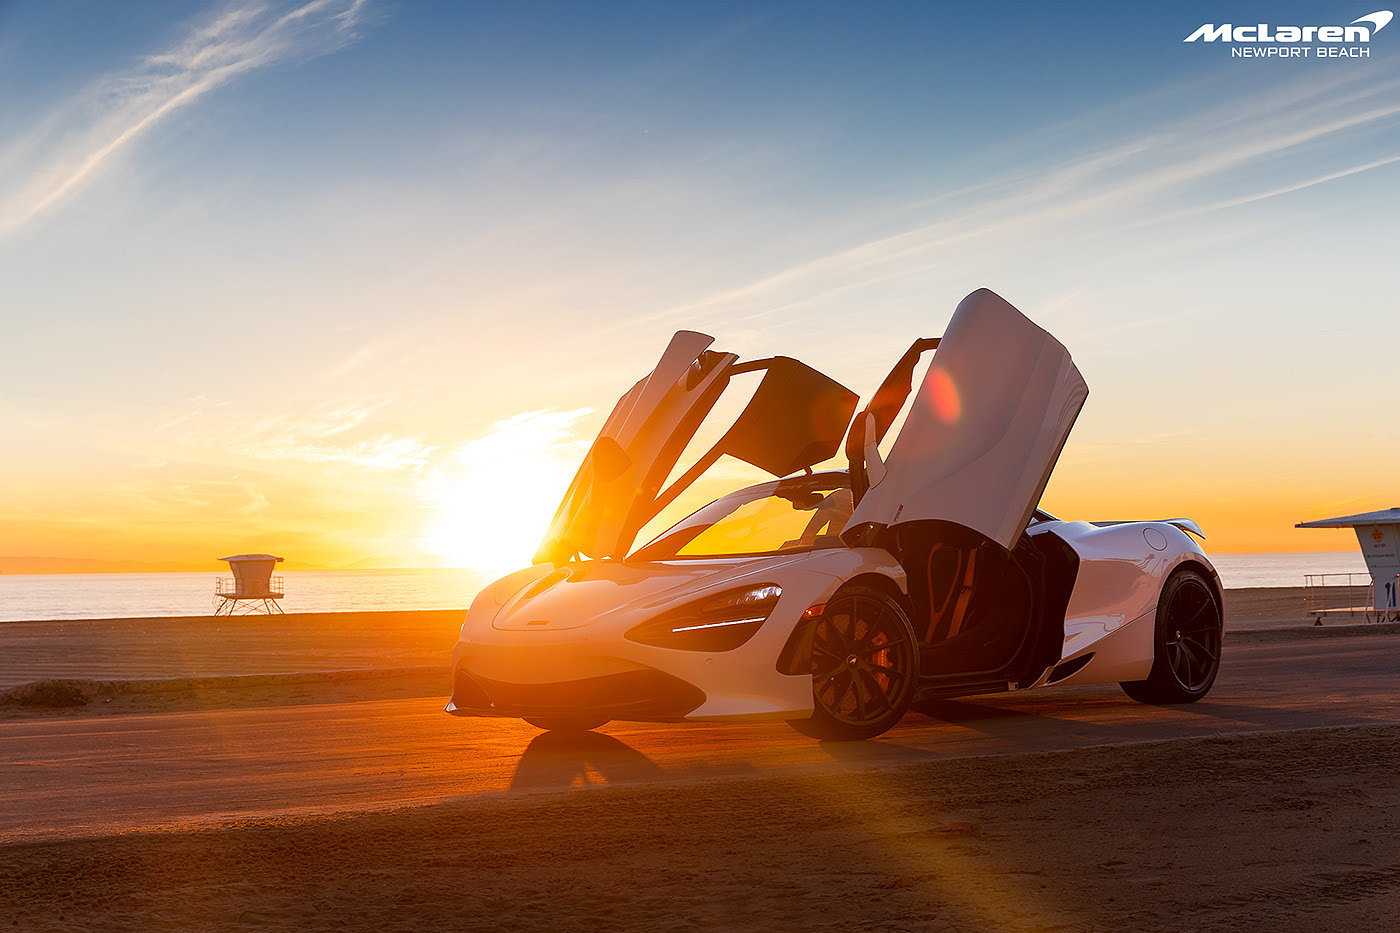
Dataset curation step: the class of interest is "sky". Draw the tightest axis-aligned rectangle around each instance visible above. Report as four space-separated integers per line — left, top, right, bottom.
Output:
1 0 1397 572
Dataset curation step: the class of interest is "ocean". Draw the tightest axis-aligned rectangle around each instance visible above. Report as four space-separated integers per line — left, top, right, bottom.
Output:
0 552 1372 623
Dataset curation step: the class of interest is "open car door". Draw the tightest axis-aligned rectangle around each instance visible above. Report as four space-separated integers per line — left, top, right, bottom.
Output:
535 331 736 564
846 288 1088 550
845 289 1088 688
536 333 858 564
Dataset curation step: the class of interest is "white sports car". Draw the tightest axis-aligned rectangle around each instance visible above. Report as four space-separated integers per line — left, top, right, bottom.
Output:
447 289 1223 740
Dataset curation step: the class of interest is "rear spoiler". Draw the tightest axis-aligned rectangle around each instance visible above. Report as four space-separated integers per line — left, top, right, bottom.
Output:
1089 518 1205 538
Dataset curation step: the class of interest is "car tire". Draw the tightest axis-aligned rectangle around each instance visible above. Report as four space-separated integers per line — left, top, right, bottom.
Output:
788 584 919 741
1121 568 1222 704
522 716 611 732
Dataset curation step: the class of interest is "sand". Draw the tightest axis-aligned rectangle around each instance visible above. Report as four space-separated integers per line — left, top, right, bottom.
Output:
3 588 1397 930
1224 586 1363 629
2 723 1396 931
0 609 463 691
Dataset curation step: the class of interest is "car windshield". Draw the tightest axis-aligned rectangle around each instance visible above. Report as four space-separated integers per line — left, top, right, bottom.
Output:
630 475 853 561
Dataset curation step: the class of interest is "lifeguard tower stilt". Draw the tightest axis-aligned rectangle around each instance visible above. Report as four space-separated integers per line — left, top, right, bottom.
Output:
215 553 286 616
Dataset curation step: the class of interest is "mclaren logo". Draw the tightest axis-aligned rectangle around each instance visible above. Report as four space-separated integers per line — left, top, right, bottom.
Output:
1185 9 1393 57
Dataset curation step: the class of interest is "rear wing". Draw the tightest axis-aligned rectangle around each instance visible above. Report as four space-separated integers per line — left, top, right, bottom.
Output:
1089 518 1205 539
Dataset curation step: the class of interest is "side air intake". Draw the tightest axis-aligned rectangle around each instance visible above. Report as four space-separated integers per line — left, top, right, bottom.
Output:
1047 653 1094 684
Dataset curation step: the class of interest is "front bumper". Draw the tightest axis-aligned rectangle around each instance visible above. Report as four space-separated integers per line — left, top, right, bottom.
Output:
445 666 706 721
446 549 907 723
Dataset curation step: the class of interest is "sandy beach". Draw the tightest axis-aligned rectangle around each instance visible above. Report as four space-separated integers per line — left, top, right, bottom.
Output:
0 609 463 690
3 587 1398 930
3 723 1397 931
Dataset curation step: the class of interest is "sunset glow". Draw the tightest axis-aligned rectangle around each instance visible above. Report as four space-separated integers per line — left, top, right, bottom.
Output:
0 1 1394 574
7 9 1400 933
418 411 592 572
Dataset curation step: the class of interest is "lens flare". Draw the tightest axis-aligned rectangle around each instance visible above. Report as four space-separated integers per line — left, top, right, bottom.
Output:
927 366 961 422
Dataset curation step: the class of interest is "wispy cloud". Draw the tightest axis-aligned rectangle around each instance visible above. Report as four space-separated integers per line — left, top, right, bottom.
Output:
154 397 437 471
109 476 274 517
1197 153 1400 213
0 0 370 237
429 408 597 479
252 432 438 470
611 72 1400 334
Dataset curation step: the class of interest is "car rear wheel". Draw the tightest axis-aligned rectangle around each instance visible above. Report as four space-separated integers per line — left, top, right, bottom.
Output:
788 585 919 740
522 716 611 732
1121 569 1222 704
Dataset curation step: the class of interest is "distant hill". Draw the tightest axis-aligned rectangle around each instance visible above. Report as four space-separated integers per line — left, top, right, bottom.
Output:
0 557 331 574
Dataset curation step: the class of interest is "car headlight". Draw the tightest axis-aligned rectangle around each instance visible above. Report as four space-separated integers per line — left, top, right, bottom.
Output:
625 584 782 652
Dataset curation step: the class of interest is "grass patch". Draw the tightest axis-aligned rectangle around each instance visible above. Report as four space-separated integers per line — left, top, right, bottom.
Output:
5 680 91 708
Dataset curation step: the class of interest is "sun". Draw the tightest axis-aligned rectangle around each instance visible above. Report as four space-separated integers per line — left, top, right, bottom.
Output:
419 410 592 574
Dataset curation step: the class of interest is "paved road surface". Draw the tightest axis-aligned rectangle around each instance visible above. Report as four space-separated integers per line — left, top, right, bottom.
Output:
4 632 1397 844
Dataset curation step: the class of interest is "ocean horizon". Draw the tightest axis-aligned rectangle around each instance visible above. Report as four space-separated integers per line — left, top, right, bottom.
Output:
0 552 1374 623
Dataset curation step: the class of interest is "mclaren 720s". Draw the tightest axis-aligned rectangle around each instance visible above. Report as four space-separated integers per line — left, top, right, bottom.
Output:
447 288 1222 740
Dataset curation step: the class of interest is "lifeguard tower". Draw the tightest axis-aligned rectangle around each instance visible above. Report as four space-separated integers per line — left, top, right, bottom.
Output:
1296 508 1400 623
214 553 286 616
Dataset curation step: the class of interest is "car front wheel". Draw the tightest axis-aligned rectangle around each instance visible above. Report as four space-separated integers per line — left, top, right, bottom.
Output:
788 585 919 740
1121 568 1222 704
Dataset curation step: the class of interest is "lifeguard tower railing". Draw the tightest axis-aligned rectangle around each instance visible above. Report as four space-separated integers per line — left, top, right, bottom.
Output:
1303 572 1400 624
216 575 285 598
213 575 286 615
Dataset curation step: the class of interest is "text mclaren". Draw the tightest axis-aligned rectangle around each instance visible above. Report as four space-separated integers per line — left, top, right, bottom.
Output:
1184 11 1393 43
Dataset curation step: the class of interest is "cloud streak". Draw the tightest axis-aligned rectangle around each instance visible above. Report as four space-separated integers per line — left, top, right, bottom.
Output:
612 72 1400 334
0 0 369 237
154 397 438 471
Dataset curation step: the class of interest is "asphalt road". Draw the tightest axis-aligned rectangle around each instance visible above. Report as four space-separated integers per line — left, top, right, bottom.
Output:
4 631 1397 844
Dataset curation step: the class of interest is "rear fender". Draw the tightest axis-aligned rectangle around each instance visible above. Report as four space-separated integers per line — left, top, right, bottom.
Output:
1052 520 1214 672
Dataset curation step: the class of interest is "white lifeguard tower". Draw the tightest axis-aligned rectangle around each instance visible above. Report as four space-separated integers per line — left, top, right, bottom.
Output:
1296 508 1400 623
214 553 286 616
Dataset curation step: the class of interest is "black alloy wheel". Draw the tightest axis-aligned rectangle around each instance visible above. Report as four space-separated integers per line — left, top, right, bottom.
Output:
1121 569 1222 704
788 584 919 740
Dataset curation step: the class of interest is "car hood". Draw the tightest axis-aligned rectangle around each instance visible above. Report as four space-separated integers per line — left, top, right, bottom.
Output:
491 551 828 632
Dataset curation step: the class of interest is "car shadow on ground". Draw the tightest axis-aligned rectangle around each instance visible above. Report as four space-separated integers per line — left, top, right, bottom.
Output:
1158 699 1388 730
913 696 1116 733
509 729 665 790
814 737 942 764
914 693 1388 740
507 726 768 791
